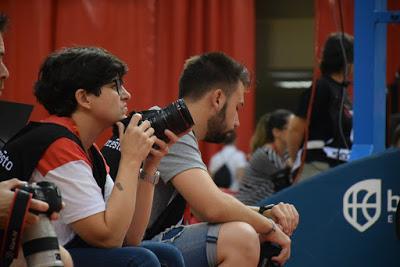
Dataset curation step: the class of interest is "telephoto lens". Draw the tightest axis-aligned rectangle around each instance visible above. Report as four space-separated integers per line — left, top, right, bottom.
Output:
119 98 194 142
20 181 64 267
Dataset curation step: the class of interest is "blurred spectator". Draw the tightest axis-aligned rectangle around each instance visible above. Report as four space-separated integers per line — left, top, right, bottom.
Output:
208 132 247 191
392 124 400 148
287 32 354 180
236 109 293 205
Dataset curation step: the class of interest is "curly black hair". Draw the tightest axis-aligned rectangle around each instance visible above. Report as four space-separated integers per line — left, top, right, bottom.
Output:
34 46 127 116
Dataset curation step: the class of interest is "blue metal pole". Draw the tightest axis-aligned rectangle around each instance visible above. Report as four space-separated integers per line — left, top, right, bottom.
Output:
351 0 387 160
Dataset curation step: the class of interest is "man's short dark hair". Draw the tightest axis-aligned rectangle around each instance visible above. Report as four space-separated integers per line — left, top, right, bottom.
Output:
34 46 127 116
178 52 250 100
320 33 354 76
0 13 9 33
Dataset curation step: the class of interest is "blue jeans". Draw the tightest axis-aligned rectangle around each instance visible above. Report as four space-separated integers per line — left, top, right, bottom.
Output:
67 241 185 267
141 241 185 267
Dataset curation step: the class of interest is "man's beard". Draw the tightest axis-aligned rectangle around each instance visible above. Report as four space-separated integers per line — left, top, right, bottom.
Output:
204 104 235 144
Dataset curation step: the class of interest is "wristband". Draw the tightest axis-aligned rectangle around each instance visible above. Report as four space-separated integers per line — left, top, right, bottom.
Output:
139 168 160 185
259 204 275 214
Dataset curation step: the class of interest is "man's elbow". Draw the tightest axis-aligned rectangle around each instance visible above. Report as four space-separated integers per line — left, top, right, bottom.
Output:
200 208 218 222
198 202 227 223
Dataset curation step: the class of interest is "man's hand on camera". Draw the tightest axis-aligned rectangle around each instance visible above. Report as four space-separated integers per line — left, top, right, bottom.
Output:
260 202 299 236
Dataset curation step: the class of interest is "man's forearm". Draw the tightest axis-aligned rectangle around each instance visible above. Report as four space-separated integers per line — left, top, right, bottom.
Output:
202 192 273 234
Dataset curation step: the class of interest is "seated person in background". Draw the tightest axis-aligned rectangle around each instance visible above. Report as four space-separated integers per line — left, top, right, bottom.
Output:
392 124 400 148
0 13 73 267
25 47 184 267
287 33 354 180
236 109 293 205
208 132 247 191
102 52 299 267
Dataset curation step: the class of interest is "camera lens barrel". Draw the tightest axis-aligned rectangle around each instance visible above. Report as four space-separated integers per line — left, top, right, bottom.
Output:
140 98 194 142
116 99 194 142
22 214 64 267
18 181 64 266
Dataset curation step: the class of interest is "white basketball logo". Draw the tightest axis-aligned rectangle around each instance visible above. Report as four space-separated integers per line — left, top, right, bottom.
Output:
343 179 381 232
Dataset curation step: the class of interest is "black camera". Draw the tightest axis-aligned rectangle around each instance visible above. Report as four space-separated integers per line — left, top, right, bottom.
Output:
258 242 282 267
20 181 64 267
118 98 194 142
271 167 292 192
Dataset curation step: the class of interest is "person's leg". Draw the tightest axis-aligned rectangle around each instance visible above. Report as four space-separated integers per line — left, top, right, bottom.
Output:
151 224 209 267
216 222 260 267
299 161 330 180
67 246 160 267
140 241 185 267
151 222 259 267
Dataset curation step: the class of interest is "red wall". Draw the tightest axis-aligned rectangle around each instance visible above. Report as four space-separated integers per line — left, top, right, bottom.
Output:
0 0 255 163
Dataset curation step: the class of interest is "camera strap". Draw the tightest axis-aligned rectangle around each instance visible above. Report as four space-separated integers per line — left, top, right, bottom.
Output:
0 189 32 267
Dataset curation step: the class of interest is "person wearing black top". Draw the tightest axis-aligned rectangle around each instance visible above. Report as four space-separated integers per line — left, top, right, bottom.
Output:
287 32 354 180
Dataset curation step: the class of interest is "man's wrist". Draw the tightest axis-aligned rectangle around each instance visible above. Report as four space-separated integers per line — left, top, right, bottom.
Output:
261 218 276 237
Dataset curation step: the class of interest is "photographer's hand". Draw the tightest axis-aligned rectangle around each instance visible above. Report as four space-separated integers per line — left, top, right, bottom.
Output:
0 178 49 228
117 113 156 165
259 202 299 236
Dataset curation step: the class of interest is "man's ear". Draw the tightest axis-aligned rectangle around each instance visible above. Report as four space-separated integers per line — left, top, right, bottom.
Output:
211 88 226 111
75 89 91 110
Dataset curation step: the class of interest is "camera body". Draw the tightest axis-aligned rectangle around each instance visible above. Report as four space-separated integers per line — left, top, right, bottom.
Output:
271 167 292 192
19 181 63 216
20 181 64 267
119 98 194 142
258 242 281 267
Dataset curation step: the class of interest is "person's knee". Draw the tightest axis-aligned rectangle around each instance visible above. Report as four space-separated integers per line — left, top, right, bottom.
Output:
125 247 160 267
140 242 184 267
217 222 260 263
60 246 74 267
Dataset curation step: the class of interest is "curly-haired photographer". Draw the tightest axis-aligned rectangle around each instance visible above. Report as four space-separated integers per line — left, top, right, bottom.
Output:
27 46 185 267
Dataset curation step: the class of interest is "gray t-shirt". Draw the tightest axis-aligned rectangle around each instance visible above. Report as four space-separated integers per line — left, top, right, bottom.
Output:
148 131 207 228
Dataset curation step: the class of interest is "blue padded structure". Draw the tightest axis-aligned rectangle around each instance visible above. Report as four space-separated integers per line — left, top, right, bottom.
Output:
259 149 400 267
